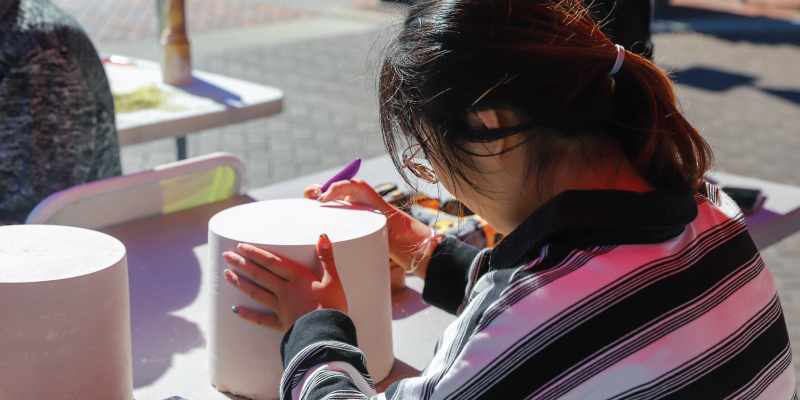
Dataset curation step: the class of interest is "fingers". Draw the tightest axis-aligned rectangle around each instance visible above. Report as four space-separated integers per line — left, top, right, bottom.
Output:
317 233 334 260
224 268 278 310
320 179 390 212
320 179 364 202
316 233 341 286
235 243 299 281
304 184 323 200
232 306 283 332
224 250 286 291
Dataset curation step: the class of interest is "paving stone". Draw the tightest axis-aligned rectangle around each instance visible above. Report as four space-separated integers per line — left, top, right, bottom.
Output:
51 0 316 44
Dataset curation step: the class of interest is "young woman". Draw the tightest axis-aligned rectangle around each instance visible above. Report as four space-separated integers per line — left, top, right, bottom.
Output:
222 0 795 398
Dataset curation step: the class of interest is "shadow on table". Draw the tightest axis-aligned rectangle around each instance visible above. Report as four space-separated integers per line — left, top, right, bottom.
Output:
180 76 244 109
391 284 430 320
103 196 253 388
744 199 780 228
130 315 204 388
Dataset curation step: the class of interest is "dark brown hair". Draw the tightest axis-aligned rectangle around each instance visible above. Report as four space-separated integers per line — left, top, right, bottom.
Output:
378 0 712 196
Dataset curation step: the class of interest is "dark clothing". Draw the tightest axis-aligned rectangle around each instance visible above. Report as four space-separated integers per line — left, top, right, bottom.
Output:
0 0 121 225
280 183 795 399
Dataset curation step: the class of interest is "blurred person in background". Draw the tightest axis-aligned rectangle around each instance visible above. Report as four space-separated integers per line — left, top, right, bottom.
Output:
0 0 121 225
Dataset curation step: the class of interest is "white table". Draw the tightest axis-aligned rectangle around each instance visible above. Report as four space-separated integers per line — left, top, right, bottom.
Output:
707 170 800 250
105 57 284 159
103 155 800 399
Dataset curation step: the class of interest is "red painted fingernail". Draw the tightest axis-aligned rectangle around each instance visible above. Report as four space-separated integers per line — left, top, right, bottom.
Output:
319 234 331 250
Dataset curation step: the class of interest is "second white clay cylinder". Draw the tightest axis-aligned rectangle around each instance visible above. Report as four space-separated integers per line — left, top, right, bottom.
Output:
208 199 393 400
0 225 132 400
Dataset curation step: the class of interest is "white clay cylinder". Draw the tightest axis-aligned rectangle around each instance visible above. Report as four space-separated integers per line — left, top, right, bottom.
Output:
208 199 393 400
0 225 132 400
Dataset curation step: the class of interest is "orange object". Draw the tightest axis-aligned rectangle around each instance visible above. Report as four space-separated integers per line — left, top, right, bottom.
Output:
412 195 440 211
441 197 473 217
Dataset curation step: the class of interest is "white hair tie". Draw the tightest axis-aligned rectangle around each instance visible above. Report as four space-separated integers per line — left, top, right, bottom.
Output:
608 44 625 76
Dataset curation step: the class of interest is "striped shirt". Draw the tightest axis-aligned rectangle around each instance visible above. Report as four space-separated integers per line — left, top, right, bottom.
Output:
279 183 796 400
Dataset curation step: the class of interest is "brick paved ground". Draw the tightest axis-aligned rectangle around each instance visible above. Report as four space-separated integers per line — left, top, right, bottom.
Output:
51 0 380 44
52 0 312 44
671 0 800 20
657 33 800 186
249 0 384 11
53 0 800 387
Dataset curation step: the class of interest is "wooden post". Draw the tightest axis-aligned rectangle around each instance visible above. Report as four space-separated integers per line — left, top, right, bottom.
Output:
160 0 192 86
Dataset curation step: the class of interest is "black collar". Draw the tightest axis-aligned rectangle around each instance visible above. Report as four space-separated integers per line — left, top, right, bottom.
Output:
490 188 699 270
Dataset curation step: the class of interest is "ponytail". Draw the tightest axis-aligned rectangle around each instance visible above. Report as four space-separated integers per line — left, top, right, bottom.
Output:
611 51 712 189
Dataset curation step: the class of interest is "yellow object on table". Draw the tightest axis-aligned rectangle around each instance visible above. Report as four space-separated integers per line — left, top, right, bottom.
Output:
113 84 168 113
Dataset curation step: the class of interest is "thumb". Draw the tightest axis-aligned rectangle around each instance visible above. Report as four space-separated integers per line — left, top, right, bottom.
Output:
316 233 340 284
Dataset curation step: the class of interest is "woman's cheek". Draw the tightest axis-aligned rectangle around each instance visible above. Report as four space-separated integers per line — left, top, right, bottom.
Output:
430 160 455 195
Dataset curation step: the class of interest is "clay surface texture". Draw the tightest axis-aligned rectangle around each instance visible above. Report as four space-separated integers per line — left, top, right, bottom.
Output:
208 199 393 400
0 225 133 400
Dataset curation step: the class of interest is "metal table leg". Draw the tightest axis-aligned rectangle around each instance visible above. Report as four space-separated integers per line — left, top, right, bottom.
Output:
176 136 187 160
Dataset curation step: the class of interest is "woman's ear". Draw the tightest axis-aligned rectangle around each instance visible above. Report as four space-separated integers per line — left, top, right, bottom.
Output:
476 109 501 129
464 108 529 157
467 108 525 130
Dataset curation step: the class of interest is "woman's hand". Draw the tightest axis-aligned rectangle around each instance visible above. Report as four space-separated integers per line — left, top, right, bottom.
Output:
223 234 347 334
304 179 439 279
304 179 391 213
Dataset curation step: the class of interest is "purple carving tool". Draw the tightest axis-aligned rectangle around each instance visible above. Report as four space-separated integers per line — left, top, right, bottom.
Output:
321 158 361 192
